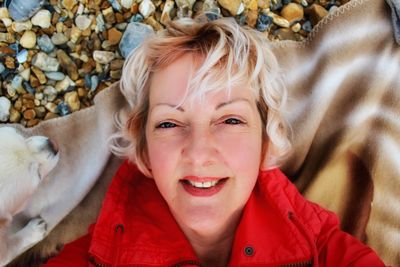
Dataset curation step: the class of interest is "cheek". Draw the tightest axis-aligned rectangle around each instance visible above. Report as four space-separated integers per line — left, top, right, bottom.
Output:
215 130 263 166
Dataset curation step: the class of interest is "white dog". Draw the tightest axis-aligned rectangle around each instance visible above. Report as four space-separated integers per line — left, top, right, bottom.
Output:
0 127 59 267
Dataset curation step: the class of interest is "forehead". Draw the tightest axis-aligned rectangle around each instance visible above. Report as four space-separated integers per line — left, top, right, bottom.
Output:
148 53 257 106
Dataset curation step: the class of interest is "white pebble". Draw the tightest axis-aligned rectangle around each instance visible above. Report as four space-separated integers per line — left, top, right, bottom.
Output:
93 50 115 64
19 68 31 81
139 0 156 18
31 9 52 28
75 15 92 30
0 96 11 122
121 0 133 9
1 18 12 27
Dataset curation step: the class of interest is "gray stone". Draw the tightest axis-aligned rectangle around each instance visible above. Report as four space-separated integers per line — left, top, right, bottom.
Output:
51 33 69 45
32 52 60 72
0 62 5 74
45 71 65 81
119 22 154 58
37 34 55 53
8 0 44 21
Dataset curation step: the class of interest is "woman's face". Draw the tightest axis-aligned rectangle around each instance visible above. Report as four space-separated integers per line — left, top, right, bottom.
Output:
145 53 264 238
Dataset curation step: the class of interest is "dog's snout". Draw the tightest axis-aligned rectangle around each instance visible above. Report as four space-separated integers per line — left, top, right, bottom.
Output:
46 139 59 154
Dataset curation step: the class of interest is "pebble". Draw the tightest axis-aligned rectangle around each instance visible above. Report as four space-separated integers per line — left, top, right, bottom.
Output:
93 50 115 64
2 18 12 27
11 20 32 32
51 33 69 45
0 63 5 74
160 0 174 25
43 86 58 101
37 34 55 53
8 0 44 21
139 0 156 18
9 108 21 123
75 15 92 30
0 7 9 19
19 68 31 81
11 75 24 90
55 75 75 92
64 91 80 111
0 0 344 127
23 81 36 94
45 102 58 113
0 32 15 43
90 75 99 91
281 3 303 24
108 0 122 12
31 66 47 84
121 0 133 9
16 49 29 63
56 50 79 80
23 109 36 120
57 102 71 116
307 4 329 26
256 13 273 32
107 28 122 45
119 22 154 58
32 52 60 72
0 97 11 122
31 9 51 28
217 0 242 16
62 0 77 10
20 30 37 49
45 71 65 81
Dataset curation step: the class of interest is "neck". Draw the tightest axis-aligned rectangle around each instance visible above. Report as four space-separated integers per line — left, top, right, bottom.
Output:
177 210 243 267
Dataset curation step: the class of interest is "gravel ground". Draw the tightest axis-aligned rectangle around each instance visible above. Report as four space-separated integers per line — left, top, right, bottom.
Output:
0 0 348 127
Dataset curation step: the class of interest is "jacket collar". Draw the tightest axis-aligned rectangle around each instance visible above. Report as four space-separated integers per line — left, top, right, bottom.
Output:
89 161 312 266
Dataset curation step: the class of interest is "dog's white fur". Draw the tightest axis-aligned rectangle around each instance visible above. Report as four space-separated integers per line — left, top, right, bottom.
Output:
0 127 59 267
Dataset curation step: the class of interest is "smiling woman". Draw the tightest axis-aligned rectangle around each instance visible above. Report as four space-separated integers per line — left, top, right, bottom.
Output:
43 15 387 267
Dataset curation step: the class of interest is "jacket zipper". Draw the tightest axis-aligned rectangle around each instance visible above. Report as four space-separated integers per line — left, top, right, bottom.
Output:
172 259 204 267
287 211 318 267
279 259 313 267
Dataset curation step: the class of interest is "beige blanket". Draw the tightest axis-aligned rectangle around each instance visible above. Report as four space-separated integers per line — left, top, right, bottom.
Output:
6 0 400 266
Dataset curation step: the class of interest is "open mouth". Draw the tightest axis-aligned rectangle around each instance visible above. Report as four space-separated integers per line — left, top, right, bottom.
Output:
180 177 228 196
181 178 228 189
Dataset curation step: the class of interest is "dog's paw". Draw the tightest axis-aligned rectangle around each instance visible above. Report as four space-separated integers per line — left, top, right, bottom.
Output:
25 217 47 243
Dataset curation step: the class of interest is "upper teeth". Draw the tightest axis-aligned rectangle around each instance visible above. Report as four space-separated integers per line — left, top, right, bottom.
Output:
188 180 219 188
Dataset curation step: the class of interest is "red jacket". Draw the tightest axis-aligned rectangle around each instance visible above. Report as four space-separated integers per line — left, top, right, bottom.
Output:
43 160 385 267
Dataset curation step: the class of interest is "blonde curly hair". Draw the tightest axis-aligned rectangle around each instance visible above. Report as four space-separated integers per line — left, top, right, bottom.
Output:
109 16 291 177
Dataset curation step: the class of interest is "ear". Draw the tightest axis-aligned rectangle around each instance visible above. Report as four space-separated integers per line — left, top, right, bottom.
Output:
260 140 279 170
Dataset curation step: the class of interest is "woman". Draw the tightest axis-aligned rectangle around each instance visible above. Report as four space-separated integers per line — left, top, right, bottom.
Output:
43 16 386 266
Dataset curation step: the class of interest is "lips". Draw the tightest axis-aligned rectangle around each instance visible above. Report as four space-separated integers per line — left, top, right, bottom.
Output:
180 176 228 197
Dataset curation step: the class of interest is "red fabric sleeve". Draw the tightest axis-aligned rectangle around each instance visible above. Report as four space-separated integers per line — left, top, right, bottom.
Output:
41 232 92 267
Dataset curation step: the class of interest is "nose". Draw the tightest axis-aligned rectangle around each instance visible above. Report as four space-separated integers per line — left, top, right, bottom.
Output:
181 126 217 167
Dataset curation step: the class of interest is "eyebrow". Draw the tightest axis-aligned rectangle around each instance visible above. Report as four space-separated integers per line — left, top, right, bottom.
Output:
151 97 253 112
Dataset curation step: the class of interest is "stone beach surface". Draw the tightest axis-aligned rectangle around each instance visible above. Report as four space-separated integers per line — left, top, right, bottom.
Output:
0 0 349 127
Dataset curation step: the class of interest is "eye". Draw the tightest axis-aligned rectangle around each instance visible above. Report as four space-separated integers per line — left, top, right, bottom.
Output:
156 121 177 129
224 118 243 125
